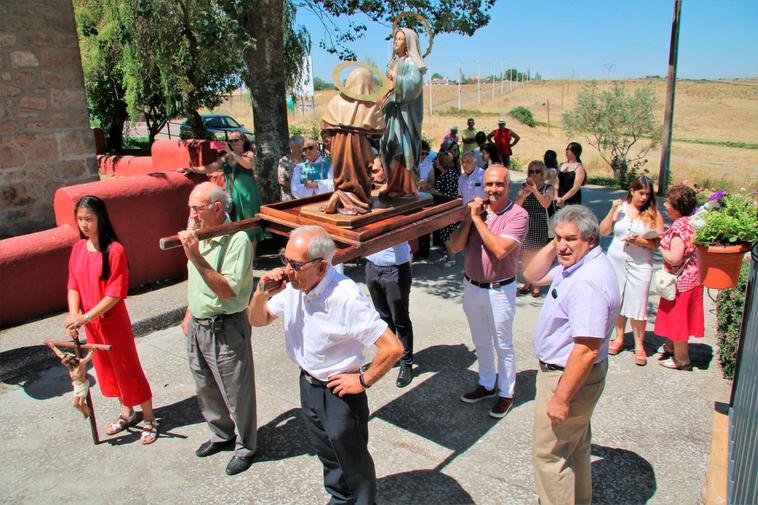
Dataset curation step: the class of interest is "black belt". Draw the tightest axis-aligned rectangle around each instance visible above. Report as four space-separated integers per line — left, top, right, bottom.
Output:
465 274 515 289
301 369 330 388
192 310 245 326
539 360 565 372
539 359 606 372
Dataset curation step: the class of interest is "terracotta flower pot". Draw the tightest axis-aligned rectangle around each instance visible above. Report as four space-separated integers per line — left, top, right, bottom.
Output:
696 244 750 289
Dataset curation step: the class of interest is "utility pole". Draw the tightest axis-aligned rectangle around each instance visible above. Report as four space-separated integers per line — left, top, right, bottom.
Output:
492 63 495 98
658 0 682 196
547 99 550 136
509 68 513 91
477 61 481 104
458 62 462 110
428 55 433 114
500 64 504 96
603 63 615 83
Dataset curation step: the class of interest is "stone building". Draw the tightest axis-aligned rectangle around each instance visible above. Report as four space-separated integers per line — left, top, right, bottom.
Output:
0 0 98 239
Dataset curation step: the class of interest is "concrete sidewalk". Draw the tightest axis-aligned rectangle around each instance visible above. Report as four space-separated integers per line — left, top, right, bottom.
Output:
0 183 731 504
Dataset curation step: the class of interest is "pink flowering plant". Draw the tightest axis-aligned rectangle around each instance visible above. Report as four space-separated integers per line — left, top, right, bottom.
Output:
692 189 758 247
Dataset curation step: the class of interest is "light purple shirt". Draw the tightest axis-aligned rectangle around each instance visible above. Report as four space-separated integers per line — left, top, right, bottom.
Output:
533 246 620 367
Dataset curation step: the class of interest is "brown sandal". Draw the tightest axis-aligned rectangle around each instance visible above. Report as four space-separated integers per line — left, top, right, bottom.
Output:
634 350 648 366
608 339 624 356
104 413 137 435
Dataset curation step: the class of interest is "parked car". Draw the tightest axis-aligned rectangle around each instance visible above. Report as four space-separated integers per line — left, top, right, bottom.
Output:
179 114 254 142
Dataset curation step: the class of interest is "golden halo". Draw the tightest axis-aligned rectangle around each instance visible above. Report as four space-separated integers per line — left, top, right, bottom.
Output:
331 61 391 102
392 12 434 58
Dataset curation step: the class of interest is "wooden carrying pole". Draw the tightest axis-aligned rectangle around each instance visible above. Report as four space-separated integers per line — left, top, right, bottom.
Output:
658 0 682 196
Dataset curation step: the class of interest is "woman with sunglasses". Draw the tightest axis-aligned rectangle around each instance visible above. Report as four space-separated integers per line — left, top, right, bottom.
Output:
189 133 263 245
64 195 156 443
515 160 555 297
599 176 664 365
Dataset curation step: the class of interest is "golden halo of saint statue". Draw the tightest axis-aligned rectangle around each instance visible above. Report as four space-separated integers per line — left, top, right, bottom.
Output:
392 12 434 58
332 61 391 102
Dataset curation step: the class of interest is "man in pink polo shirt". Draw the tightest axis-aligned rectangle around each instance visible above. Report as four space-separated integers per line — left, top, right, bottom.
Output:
450 164 529 418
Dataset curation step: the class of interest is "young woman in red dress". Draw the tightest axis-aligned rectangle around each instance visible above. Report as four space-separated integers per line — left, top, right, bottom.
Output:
64 195 157 444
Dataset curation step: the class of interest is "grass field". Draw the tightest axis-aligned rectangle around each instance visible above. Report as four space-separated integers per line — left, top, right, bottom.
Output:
204 77 758 190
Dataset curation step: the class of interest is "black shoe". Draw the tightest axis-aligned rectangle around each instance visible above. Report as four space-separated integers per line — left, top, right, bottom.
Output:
195 438 236 458
226 455 254 476
460 385 497 404
396 364 413 388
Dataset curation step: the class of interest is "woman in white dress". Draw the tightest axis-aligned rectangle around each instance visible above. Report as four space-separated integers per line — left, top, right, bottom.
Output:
599 176 664 366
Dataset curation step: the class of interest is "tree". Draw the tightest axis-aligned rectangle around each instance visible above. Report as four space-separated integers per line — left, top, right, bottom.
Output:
313 77 336 91
74 0 129 151
563 81 661 180
222 0 495 202
432 72 444 80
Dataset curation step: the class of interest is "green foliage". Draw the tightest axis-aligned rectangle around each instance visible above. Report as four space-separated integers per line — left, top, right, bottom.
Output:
121 135 150 155
693 192 758 247
301 1 496 60
288 124 320 139
508 158 522 172
438 108 485 117
504 68 526 81
716 260 750 379
563 81 661 181
313 77 336 91
508 106 535 127
674 137 758 150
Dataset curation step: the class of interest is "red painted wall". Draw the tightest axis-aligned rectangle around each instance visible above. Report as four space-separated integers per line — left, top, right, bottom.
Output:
55 172 196 289
0 225 79 326
97 140 219 177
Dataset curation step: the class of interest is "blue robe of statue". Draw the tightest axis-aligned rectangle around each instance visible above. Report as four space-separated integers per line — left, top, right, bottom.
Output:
380 57 424 180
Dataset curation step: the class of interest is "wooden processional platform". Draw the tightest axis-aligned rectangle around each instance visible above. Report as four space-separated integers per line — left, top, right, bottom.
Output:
160 192 464 264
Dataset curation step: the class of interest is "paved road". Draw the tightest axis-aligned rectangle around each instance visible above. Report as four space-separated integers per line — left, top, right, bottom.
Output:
0 183 730 504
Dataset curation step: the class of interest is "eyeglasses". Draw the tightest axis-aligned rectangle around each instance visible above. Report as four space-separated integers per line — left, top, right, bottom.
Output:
280 253 323 271
528 170 542 175
189 202 214 213
229 137 244 143
302 145 316 153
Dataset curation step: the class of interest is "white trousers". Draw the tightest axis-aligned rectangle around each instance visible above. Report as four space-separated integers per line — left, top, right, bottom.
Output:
462 278 517 398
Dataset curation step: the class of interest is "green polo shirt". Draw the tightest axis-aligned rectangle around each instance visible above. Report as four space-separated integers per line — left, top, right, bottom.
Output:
461 128 478 152
187 229 253 318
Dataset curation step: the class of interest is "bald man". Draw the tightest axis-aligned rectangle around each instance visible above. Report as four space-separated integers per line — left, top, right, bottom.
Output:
450 164 529 419
179 182 257 476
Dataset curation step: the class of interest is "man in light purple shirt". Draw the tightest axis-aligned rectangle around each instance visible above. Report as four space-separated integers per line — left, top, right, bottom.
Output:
524 205 620 505
450 164 529 419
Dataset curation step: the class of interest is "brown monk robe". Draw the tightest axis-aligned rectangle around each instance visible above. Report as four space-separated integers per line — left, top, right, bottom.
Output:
320 68 385 214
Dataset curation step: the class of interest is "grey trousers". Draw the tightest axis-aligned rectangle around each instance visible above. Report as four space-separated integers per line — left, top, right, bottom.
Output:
188 309 257 458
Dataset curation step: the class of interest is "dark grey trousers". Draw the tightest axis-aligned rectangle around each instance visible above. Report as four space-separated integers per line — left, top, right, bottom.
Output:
299 373 376 505
188 310 257 458
365 261 414 365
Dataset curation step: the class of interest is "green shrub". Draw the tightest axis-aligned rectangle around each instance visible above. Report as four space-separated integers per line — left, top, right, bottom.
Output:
716 259 750 379
508 106 536 127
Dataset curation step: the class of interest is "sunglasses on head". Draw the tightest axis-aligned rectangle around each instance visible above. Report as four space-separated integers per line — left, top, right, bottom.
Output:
279 253 323 271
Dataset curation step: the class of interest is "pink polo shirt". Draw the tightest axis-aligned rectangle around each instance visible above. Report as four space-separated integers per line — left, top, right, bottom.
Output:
464 201 529 282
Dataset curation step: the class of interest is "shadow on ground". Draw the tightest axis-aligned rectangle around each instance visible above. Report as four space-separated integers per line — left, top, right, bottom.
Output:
592 444 657 504
372 344 537 472
613 331 714 369
378 469 474 504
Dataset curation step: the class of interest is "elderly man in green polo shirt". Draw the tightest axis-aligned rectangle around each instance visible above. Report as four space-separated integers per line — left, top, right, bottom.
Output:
179 182 257 476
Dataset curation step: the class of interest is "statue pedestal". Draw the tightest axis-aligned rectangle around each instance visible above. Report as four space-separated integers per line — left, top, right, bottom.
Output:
299 192 435 228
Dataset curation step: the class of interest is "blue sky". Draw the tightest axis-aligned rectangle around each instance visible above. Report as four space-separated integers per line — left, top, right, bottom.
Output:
296 0 758 81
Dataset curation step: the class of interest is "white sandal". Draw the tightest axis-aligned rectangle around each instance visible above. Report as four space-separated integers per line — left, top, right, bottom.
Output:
104 412 137 435
140 420 158 445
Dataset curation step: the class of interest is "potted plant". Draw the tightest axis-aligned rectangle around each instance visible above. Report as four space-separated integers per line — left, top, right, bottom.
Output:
691 189 757 288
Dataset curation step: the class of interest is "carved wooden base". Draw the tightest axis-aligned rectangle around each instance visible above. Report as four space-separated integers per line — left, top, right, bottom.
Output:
299 192 434 228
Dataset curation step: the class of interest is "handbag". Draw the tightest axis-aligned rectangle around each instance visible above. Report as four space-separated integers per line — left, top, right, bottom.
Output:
541 184 555 239
651 253 691 301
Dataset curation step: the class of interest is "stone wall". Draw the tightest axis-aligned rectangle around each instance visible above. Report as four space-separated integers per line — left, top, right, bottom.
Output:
0 0 98 238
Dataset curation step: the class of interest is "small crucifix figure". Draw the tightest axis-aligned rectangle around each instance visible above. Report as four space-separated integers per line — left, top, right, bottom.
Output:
44 338 112 443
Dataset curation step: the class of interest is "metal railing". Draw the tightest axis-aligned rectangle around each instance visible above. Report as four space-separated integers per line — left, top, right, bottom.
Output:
727 243 758 505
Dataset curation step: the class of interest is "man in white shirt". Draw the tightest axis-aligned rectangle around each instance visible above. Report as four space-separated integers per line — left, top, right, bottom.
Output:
249 225 403 505
365 159 415 388
458 151 487 204
291 138 334 198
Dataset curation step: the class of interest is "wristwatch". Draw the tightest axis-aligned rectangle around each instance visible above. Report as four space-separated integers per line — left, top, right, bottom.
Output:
359 373 370 389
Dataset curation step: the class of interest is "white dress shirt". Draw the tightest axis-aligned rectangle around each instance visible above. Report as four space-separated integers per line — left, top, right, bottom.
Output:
458 166 487 204
267 267 388 381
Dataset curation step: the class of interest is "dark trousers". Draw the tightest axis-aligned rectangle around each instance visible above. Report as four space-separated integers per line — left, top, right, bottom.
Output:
365 261 414 365
416 233 430 259
299 373 376 505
